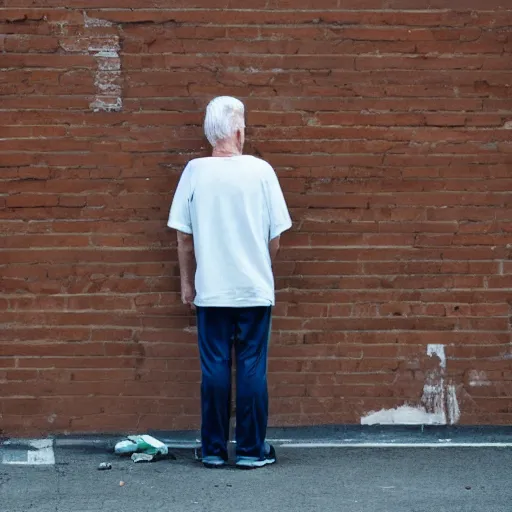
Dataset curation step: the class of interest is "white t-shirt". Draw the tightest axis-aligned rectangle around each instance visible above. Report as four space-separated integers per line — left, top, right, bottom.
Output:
167 155 292 308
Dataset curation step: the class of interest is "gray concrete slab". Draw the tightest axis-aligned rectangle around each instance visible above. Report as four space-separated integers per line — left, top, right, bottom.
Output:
1 443 511 512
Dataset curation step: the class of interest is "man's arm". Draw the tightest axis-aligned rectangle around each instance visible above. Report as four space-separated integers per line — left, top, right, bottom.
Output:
177 231 196 307
264 167 292 253
269 235 281 263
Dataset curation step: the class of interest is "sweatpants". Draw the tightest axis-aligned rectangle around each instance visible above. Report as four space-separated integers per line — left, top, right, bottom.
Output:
196 306 272 461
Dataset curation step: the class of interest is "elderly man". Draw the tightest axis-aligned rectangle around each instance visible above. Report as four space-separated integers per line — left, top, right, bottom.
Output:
167 96 291 469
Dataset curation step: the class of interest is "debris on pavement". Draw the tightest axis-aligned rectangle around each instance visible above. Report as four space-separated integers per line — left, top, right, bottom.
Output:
114 435 170 463
131 453 155 463
97 462 112 471
115 439 139 455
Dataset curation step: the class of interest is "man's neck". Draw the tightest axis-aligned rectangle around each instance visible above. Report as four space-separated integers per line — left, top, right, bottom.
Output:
212 140 242 158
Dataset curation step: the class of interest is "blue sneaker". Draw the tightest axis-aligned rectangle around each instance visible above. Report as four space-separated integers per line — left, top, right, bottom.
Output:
236 443 277 470
202 455 226 469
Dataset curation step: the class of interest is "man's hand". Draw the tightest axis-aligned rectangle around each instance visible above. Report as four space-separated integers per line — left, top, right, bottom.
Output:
181 282 196 310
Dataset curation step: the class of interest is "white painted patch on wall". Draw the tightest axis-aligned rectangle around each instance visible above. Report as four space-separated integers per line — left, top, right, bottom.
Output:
89 48 123 112
59 13 123 111
468 370 491 387
84 11 113 28
361 405 445 426
2 439 55 465
421 385 446 425
78 12 123 112
427 344 446 369
421 343 446 424
88 42 122 112
361 344 461 426
446 385 460 425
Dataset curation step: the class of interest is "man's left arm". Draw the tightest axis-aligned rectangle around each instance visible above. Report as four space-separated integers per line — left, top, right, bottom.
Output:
265 168 292 247
269 235 281 263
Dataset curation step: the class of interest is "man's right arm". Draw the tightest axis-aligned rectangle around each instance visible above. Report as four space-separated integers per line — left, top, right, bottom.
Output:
167 164 195 307
177 231 196 307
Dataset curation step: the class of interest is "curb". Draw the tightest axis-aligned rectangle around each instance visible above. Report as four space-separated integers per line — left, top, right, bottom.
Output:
17 425 512 450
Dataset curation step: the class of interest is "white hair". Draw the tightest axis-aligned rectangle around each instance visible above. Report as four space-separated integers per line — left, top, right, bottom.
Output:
204 96 245 147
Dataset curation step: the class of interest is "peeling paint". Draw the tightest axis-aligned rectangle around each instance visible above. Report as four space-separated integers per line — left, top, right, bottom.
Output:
83 11 112 28
421 384 446 425
361 405 445 426
427 343 446 369
447 385 460 425
468 370 491 387
82 12 123 113
59 14 123 112
89 97 123 113
361 344 460 426
421 343 447 423
89 47 122 112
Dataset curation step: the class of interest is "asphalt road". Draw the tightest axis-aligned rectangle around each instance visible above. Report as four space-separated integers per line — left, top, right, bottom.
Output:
1 444 511 512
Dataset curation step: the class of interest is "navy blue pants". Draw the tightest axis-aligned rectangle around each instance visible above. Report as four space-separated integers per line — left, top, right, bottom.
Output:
196 306 272 461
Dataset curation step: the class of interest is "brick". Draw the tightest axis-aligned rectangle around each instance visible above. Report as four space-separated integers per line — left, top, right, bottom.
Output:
67 295 133 311
0 54 94 69
0 343 110 358
4 34 60 53
0 358 16 368
6 195 59 208
0 234 90 249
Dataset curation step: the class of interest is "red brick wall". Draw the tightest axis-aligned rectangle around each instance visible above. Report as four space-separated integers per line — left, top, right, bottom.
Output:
1 2 511 435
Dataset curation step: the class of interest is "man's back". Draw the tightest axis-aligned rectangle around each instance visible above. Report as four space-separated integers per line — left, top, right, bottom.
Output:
168 155 291 307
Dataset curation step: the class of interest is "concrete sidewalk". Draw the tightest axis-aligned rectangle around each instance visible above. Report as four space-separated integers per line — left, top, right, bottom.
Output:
1 438 511 512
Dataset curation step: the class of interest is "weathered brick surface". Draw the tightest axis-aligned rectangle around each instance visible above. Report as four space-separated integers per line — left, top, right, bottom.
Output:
1 1 511 435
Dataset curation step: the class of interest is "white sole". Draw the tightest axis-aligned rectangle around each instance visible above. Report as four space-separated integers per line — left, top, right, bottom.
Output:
236 458 276 469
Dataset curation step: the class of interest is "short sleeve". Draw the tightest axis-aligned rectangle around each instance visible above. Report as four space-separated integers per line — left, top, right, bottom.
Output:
167 164 193 234
265 168 292 240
